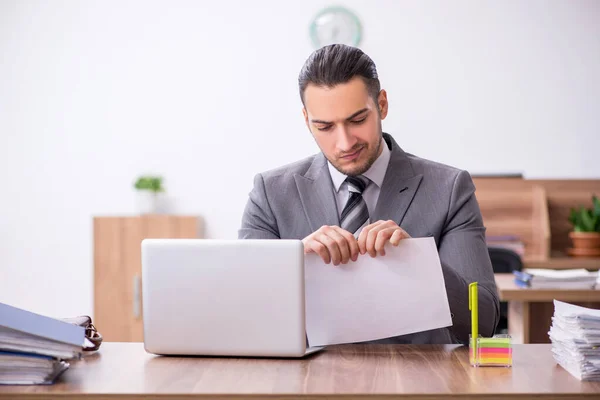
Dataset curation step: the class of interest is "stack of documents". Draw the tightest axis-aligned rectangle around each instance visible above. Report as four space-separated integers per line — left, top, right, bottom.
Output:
513 269 598 289
0 350 69 385
549 300 600 381
0 302 87 385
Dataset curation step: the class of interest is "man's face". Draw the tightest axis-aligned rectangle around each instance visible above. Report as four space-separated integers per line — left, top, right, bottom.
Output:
302 77 388 176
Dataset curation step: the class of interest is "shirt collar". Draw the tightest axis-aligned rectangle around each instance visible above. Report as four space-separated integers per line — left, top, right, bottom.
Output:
328 137 391 192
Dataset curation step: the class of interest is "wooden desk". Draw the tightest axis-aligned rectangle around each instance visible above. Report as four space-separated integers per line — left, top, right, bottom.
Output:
1 342 599 399
495 273 600 344
523 256 600 270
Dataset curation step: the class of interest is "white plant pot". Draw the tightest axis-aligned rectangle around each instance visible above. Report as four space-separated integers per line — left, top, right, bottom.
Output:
136 191 162 214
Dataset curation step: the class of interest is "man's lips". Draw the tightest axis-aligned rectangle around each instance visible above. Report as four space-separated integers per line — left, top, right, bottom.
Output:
339 147 363 161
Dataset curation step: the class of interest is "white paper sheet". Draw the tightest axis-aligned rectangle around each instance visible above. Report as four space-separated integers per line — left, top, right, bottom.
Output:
554 299 600 319
304 237 453 346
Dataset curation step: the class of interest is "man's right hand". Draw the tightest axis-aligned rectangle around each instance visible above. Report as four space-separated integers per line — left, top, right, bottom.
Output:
302 225 360 266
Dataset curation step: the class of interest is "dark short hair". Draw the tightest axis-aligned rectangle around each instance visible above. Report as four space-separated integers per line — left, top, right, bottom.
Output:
298 44 381 104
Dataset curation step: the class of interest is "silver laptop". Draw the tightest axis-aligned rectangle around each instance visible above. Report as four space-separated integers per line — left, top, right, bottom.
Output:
141 238 324 357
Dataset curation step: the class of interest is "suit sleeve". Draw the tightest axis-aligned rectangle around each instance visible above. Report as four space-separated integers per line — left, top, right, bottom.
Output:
238 173 280 239
438 170 500 343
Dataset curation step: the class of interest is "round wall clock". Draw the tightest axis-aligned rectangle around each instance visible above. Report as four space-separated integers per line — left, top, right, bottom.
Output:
309 6 362 48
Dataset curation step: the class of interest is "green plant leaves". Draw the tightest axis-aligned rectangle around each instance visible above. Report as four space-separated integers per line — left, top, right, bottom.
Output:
593 195 600 218
569 208 577 225
580 208 595 232
134 176 164 193
569 195 600 233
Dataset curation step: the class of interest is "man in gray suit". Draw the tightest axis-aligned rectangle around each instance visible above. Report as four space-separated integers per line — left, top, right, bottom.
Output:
239 44 499 344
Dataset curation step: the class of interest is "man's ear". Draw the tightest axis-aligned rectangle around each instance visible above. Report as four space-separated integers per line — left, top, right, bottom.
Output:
302 107 310 129
378 89 388 120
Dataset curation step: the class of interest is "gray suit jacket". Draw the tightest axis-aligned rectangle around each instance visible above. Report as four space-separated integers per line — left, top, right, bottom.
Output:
238 132 500 344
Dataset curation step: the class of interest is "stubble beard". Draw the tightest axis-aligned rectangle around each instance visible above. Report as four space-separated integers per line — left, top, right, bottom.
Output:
330 133 382 177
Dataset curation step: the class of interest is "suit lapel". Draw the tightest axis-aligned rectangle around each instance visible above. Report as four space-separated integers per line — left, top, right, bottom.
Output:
372 133 423 225
294 153 340 232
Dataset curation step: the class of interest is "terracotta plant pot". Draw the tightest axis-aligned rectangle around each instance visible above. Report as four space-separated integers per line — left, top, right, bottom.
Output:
567 232 600 258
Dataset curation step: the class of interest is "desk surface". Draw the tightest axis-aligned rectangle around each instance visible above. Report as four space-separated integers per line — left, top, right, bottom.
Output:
523 255 600 270
495 273 600 302
1 342 599 399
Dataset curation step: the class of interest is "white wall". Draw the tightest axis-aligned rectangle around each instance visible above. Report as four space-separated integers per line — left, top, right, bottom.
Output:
1 0 599 318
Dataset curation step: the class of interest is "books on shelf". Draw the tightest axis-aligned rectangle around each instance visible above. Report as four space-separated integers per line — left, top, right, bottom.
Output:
549 300 600 381
513 269 599 289
0 302 88 385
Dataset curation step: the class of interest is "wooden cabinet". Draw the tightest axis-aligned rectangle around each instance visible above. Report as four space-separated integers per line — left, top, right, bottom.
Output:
93 216 201 342
473 178 600 266
474 183 550 260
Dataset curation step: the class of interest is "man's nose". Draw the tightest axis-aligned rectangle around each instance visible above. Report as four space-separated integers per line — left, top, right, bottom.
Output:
337 126 358 152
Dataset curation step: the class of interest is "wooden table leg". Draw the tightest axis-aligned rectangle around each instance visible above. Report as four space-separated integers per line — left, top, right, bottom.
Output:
528 303 555 343
507 300 530 344
527 301 600 344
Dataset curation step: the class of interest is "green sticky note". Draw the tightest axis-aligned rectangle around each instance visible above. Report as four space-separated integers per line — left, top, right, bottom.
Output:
478 338 511 348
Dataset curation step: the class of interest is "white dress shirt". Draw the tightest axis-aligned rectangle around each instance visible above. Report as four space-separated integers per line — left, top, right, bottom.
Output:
327 137 391 223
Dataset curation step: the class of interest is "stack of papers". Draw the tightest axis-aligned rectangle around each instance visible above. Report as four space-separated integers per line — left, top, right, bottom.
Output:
0 350 69 386
0 302 88 385
549 300 600 381
513 269 598 289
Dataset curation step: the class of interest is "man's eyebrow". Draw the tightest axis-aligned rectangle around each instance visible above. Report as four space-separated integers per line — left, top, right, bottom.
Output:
310 108 370 125
345 108 369 120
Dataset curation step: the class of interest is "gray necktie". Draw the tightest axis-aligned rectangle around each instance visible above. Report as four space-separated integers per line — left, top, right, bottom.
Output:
340 175 370 234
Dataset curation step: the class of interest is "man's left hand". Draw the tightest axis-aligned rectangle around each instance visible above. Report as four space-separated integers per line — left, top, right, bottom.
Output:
357 220 411 257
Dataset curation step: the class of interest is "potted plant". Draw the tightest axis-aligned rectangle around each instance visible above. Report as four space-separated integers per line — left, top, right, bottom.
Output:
133 176 165 214
567 195 600 258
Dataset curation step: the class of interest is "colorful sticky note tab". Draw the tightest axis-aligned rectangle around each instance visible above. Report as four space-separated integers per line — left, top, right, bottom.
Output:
470 335 513 367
